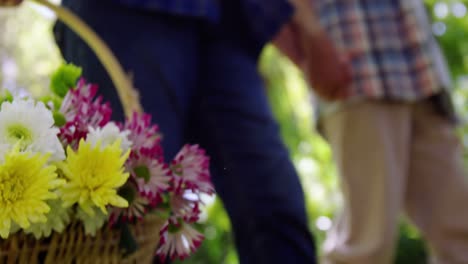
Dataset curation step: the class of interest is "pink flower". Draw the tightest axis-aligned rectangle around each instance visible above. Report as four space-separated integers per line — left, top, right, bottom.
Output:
59 121 89 150
109 195 149 225
60 78 112 127
171 144 214 195
109 182 150 225
123 112 162 158
58 78 112 148
123 112 170 206
156 219 204 261
126 150 170 205
170 191 201 223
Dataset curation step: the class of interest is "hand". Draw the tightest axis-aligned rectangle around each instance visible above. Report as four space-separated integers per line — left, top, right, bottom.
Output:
278 0 352 101
0 0 22 6
274 22 352 101
301 28 352 101
273 23 306 68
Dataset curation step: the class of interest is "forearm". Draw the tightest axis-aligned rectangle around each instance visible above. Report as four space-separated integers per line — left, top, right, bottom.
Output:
287 0 323 35
273 0 324 67
274 0 351 100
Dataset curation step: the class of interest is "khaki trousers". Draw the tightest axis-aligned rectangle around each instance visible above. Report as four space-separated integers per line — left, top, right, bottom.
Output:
320 99 468 264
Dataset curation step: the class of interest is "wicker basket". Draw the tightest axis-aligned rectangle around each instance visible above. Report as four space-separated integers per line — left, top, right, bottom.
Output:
0 216 165 264
0 0 163 263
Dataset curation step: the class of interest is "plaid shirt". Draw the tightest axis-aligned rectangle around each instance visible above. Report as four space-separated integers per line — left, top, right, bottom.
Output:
115 0 293 48
314 0 449 101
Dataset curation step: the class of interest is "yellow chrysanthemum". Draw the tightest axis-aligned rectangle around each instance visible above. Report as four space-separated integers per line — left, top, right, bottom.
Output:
60 139 130 215
0 147 62 238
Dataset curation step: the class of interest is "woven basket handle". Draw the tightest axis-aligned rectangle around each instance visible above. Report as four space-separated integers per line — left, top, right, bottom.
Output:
30 0 143 118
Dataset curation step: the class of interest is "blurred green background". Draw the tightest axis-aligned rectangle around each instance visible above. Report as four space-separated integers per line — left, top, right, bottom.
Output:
0 1 467 263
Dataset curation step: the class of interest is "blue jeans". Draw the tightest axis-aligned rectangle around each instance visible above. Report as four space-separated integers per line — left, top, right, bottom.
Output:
55 1 316 263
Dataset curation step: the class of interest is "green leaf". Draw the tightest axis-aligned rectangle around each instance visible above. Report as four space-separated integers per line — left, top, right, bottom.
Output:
50 63 82 98
39 95 63 110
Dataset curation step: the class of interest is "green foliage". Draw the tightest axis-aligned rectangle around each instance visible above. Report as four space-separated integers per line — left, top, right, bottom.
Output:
50 63 82 97
0 90 14 105
425 0 468 78
395 223 428 264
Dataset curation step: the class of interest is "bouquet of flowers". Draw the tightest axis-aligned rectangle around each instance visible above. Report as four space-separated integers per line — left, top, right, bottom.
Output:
0 64 214 262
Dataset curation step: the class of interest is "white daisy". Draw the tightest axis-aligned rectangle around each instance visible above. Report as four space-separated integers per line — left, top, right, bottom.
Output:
86 122 132 152
0 99 65 161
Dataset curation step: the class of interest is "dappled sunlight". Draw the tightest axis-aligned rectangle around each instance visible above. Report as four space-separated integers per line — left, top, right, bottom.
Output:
0 1 61 96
